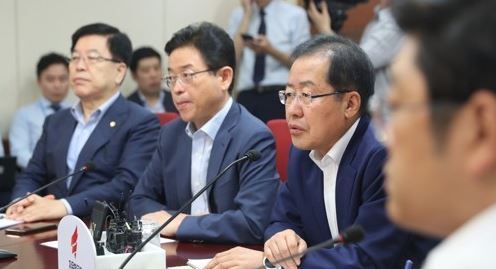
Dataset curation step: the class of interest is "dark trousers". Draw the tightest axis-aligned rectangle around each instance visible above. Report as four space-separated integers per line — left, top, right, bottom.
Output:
237 85 285 123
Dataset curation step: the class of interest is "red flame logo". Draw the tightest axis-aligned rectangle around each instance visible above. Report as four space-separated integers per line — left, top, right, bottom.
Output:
71 227 78 258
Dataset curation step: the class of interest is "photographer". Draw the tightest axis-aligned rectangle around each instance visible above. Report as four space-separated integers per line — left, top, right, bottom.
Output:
307 0 403 126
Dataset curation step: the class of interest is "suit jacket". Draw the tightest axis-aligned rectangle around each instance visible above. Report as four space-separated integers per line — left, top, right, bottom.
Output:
127 89 177 113
265 117 438 269
130 102 280 244
12 95 160 217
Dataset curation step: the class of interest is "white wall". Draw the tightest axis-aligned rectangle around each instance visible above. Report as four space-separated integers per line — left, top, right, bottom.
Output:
0 0 241 139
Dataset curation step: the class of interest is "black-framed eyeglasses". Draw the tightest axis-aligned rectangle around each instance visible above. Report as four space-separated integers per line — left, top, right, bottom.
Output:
278 89 352 105
69 53 121 65
163 69 215 88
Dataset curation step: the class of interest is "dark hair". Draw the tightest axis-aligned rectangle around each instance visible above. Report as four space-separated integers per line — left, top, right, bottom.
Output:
71 23 132 66
36 52 69 78
164 22 236 94
130 47 162 74
393 0 496 104
291 34 375 115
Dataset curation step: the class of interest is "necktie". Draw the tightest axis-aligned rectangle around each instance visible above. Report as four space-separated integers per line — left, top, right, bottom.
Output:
50 103 61 112
252 8 266 86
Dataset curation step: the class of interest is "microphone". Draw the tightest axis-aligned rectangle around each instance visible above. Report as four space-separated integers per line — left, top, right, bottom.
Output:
0 162 95 213
119 150 262 269
260 225 365 269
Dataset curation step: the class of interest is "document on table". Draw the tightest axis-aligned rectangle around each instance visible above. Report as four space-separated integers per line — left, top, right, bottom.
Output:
187 258 212 269
0 214 23 229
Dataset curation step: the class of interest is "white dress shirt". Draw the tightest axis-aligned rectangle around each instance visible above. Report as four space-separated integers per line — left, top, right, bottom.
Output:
228 0 310 91
62 91 121 214
9 97 69 168
422 203 496 269
185 98 233 215
360 7 404 112
309 119 360 237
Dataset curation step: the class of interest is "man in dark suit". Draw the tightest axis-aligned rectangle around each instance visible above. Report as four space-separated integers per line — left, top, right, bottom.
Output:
129 22 280 244
127 47 176 113
6 23 160 222
206 35 436 269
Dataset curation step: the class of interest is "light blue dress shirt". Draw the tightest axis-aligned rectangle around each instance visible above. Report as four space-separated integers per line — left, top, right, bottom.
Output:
138 90 166 113
227 0 310 91
185 98 233 215
9 97 69 168
61 91 121 214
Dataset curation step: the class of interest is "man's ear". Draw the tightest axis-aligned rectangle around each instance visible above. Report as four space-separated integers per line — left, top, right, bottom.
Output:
465 90 496 180
216 66 234 92
343 91 361 119
115 63 128 85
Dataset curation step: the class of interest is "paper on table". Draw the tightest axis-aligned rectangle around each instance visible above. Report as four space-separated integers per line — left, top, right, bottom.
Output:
0 214 23 229
187 258 212 269
41 236 176 249
40 240 58 249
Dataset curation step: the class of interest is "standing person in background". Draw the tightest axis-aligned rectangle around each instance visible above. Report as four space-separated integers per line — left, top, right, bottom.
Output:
9 53 70 169
307 0 403 133
127 47 176 113
228 0 310 122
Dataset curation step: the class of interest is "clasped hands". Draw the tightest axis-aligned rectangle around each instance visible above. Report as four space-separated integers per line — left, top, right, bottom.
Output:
6 194 67 222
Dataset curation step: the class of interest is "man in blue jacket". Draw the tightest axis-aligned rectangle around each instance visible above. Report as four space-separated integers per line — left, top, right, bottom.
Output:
206 35 436 269
129 22 280 244
7 23 160 221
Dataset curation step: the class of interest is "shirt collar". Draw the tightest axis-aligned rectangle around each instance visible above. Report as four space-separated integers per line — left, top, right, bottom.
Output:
71 91 121 125
39 96 52 108
310 118 361 169
185 97 233 140
137 89 165 104
374 6 392 20
256 0 277 14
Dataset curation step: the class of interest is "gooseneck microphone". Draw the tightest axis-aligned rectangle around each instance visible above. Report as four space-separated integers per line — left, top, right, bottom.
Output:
260 225 365 269
0 162 95 213
119 150 261 269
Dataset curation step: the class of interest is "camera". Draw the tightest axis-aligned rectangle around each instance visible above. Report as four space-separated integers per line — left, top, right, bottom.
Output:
304 0 369 32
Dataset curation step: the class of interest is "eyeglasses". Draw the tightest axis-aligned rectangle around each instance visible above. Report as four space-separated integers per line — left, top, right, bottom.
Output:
278 89 351 106
69 52 121 65
163 69 214 88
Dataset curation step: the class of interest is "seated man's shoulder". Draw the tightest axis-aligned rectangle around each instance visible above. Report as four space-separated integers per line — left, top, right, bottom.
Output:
236 105 272 135
124 99 158 121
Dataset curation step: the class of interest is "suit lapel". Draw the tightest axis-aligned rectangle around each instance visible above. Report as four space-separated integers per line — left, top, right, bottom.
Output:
53 113 77 194
175 129 193 211
205 104 238 198
68 95 128 193
306 164 333 238
335 117 369 231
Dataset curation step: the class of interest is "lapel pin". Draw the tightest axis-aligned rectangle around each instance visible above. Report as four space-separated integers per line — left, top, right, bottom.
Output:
110 121 116 128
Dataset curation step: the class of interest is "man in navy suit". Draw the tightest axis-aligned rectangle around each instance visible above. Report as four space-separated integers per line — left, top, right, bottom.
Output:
129 22 280 244
127 47 177 113
206 35 435 269
6 23 160 222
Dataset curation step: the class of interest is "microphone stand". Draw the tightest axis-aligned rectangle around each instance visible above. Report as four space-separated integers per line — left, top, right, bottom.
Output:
119 154 253 269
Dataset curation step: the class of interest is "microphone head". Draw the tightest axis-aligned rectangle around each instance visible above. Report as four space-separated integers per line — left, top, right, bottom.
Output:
82 162 96 172
340 225 365 244
244 150 261 161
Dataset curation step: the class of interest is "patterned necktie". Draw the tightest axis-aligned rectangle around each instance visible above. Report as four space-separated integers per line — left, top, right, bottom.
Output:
252 8 266 86
50 103 61 112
